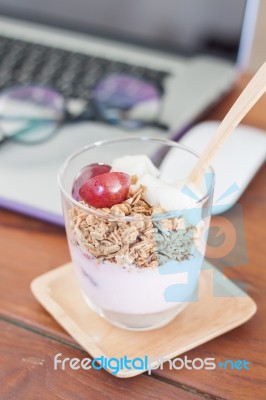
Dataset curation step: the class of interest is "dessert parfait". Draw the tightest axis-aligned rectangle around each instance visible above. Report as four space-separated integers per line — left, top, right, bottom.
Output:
59 139 214 330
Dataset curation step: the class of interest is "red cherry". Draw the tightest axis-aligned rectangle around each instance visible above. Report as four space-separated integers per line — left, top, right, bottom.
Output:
72 163 111 201
79 172 130 208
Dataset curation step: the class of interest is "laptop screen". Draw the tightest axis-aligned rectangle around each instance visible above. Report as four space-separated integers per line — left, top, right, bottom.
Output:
0 0 248 60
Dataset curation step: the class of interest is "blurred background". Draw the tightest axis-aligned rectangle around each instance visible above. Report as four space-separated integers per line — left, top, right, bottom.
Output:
0 0 258 61
0 0 264 70
248 0 266 72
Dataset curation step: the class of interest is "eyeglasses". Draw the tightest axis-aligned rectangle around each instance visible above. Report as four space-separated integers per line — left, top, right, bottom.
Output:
0 73 168 145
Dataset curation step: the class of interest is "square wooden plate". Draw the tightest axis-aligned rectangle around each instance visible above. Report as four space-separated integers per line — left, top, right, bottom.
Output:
31 262 256 378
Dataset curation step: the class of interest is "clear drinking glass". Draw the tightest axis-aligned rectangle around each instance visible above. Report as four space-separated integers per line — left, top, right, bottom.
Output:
58 137 215 331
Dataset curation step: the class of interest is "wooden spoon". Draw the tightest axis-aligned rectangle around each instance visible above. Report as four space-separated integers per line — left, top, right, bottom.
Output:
189 61 266 185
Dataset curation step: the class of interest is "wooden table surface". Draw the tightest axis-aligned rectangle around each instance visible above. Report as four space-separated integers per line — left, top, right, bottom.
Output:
0 75 265 400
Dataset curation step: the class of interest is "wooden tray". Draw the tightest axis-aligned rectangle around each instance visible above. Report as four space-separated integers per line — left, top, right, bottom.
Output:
31 262 256 378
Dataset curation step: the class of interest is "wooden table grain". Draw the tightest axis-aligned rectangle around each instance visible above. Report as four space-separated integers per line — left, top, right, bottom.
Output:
0 75 266 400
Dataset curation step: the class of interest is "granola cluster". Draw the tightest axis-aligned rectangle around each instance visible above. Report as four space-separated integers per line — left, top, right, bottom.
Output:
69 182 198 268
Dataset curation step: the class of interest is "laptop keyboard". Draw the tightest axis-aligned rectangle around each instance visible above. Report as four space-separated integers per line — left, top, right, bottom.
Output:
0 35 169 103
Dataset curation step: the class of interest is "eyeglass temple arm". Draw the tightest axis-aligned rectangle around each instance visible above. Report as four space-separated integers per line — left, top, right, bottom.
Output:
0 116 60 122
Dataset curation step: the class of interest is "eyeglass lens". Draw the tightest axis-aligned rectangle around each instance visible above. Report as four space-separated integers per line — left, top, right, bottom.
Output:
0 85 65 143
93 73 161 129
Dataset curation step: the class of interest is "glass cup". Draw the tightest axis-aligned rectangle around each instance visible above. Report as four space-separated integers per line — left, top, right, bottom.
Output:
58 137 215 331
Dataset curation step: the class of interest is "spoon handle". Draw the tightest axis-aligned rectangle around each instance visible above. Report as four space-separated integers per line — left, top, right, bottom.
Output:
189 61 266 185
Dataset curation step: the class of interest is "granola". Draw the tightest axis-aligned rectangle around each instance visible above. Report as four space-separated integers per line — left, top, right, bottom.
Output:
69 182 198 268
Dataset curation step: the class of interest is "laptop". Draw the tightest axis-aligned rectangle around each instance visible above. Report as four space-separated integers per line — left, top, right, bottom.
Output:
0 0 259 224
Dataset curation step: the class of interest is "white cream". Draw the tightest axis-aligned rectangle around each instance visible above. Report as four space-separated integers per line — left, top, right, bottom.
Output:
138 173 203 212
111 154 159 179
112 155 204 212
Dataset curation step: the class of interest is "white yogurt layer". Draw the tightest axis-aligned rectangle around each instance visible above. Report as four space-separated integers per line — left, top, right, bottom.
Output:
70 243 203 315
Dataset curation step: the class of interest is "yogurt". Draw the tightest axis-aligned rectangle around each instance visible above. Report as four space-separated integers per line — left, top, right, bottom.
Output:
70 242 202 315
